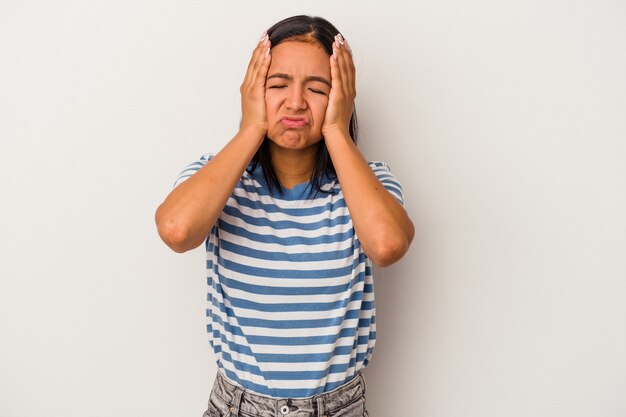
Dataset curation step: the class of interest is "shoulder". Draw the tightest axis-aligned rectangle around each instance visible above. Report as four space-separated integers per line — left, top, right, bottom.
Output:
173 153 214 188
367 161 398 181
367 161 405 206
368 161 393 173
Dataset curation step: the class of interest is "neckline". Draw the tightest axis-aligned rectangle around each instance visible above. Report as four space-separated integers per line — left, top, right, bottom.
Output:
279 180 312 200
247 163 336 201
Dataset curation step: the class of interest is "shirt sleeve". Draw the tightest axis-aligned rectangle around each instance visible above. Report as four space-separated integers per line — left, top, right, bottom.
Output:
368 161 406 207
173 153 214 188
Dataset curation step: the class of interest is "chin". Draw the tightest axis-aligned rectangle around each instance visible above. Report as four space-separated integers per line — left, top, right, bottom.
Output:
269 132 321 151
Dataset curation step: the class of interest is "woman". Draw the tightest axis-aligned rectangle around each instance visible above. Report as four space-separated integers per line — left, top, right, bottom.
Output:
156 15 414 417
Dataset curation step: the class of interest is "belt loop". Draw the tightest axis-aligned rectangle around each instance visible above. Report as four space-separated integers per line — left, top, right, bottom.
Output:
316 396 325 417
229 386 245 416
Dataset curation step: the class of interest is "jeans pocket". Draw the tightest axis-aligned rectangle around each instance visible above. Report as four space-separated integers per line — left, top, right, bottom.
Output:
327 395 367 417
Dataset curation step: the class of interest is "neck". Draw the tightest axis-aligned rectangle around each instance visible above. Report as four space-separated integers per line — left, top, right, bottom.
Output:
269 143 318 189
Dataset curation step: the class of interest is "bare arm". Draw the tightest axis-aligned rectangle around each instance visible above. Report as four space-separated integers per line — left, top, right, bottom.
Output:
155 34 272 253
322 35 414 266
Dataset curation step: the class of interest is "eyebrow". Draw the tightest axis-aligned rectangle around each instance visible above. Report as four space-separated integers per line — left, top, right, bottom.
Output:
267 73 331 87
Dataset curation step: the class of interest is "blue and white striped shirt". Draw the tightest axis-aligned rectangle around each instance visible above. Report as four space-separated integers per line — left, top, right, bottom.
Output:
175 154 405 398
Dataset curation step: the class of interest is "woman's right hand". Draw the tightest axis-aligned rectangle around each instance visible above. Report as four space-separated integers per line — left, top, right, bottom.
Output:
156 34 273 253
239 33 272 137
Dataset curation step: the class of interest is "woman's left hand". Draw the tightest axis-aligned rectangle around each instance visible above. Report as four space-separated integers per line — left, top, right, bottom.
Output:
322 34 356 138
321 34 414 267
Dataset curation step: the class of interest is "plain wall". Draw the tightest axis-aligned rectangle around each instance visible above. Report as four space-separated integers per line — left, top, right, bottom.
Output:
1 1 625 416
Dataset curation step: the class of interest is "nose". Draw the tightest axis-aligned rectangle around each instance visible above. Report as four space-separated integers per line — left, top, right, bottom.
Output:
286 85 307 111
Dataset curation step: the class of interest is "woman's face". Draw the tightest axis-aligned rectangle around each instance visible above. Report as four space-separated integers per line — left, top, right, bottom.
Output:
265 40 331 152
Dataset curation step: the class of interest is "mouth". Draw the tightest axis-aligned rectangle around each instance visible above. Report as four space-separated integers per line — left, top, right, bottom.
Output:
280 116 309 128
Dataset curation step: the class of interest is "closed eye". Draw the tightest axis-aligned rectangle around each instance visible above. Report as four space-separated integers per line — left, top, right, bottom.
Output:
268 85 286 89
309 88 327 95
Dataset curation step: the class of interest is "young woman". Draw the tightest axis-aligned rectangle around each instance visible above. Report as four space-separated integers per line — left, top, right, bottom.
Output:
156 15 414 417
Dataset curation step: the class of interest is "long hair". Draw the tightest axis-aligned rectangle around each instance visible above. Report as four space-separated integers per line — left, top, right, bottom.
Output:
248 15 359 195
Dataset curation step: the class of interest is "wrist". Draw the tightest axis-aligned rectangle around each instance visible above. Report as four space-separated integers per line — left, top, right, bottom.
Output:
239 122 267 142
322 125 351 143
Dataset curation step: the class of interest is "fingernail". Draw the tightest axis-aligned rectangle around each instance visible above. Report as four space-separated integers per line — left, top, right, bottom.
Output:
263 36 270 47
265 47 270 58
259 32 268 42
332 48 337 60
336 33 345 44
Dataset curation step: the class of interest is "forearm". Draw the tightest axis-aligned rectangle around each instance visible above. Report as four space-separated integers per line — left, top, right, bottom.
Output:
155 126 265 252
325 130 414 266
156 32 272 253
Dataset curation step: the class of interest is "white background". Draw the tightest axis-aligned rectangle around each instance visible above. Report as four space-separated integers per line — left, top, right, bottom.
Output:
1 1 625 416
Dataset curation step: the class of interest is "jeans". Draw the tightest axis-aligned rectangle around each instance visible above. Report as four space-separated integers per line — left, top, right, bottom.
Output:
203 371 369 417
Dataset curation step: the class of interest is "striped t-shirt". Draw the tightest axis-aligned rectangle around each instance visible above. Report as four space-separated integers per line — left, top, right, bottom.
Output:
175 154 405 398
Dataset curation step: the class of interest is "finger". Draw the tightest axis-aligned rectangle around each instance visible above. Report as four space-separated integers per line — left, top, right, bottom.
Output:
255 41 272 88
243 35 269 89
334 35 354 94
243 36 264 80
333 33 352 94
330 42 343 94
336 47 348 92
341 40 356 95
251 36 270 77
336 46 350 98
249 40 271 92
249 33 266 66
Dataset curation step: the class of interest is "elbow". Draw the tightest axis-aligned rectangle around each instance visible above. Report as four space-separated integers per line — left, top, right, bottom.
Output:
155 207 196 253
366 238 409 267
368 241 407 267
157 218 191 253
367 222 415 267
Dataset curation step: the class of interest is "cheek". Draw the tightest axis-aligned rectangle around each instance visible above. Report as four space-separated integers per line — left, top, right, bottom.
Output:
264 94 278 119
312 98 329 120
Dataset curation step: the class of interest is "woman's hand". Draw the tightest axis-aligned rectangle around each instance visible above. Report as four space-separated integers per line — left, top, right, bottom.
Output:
240 33 272 137
155 33 274 253
321 34 414 266
322 34 356 138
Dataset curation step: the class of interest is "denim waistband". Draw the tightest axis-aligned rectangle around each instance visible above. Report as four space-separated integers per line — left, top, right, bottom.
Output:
206 370 367 417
